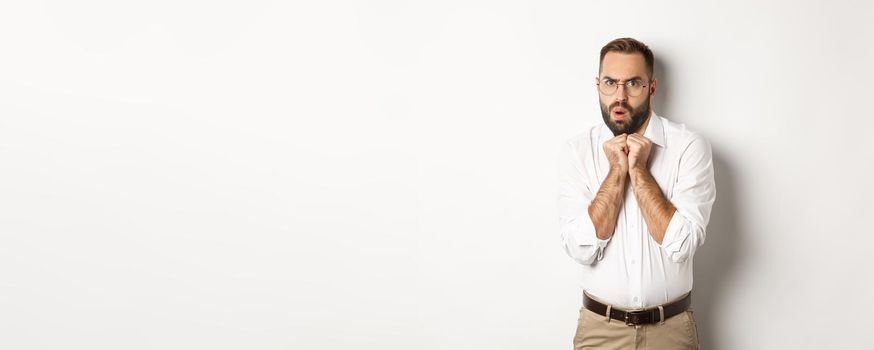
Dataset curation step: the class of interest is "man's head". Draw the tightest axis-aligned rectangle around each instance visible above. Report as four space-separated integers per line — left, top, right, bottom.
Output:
597 38 657 136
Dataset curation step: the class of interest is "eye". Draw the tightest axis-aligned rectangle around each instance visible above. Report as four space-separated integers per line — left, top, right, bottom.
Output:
603 79 616 86
627 80 641 87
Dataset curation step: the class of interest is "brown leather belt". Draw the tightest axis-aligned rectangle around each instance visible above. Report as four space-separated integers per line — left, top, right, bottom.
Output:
583 291 692 326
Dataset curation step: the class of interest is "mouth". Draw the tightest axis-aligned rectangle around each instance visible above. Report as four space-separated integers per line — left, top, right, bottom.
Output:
611 107 629 120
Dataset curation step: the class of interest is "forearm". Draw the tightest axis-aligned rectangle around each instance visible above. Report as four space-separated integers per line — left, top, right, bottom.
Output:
629 166 676 244
588 166 627 240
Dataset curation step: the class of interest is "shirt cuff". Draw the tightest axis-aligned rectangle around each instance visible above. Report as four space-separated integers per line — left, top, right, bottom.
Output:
594 235 611 261
570 218 612 261
659 210 689 252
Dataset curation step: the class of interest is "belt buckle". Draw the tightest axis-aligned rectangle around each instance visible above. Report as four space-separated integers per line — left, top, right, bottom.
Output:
624 310 646 326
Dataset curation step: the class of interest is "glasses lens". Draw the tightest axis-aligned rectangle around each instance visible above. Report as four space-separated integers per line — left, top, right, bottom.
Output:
626 82 645 97
598 80 617 95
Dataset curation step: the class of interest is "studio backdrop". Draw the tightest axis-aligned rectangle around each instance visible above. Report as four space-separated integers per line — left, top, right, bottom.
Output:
0 1 871 349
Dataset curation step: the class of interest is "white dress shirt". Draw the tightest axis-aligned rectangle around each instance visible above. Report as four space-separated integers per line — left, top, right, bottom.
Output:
557 110 716 309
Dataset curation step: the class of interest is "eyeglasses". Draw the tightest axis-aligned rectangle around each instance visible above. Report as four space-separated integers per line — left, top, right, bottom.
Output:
596 77 651 97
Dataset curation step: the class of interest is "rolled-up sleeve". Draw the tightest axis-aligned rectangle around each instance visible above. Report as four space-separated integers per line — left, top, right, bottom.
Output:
558 141 611 265
658 134 716 263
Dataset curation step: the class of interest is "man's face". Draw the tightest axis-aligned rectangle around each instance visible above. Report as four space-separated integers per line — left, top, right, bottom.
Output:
597 52 656 136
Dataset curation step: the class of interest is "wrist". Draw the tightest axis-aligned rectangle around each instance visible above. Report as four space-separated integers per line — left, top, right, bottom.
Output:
629 164 648 174
628 166 647 185
610 163 629 173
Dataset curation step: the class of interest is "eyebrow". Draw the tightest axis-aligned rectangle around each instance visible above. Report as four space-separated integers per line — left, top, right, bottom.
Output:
602 75 644 81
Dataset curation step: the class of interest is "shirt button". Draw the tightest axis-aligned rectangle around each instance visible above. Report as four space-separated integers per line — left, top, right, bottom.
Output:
633 297 639 302
631 259 636 265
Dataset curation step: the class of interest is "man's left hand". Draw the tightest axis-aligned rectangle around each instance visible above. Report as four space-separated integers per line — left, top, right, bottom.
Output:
626 134 653 170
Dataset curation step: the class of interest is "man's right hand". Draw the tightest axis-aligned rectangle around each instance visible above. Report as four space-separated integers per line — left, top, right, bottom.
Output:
603 134 630 172
589 133 630 241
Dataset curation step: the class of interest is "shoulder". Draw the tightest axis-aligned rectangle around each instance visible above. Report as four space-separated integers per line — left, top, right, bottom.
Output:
660 116 711 154
560 124 603 155
558 124 603 175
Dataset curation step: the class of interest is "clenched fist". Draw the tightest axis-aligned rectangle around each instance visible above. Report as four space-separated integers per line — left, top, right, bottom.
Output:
626 133 653 170
603 134 630 171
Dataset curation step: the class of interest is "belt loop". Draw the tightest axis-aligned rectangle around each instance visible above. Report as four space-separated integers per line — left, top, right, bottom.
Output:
658 305 665 325
605 304 612 323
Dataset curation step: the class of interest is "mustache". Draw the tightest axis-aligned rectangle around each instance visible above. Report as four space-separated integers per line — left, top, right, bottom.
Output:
610 101 633 112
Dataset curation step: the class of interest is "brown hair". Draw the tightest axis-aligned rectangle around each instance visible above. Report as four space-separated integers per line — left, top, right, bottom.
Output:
599 38 654 79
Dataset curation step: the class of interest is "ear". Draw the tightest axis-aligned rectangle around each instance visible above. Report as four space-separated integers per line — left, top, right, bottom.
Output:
649 78 658 96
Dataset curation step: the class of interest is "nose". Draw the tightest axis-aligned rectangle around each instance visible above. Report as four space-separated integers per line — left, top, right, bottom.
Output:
614 84 628 102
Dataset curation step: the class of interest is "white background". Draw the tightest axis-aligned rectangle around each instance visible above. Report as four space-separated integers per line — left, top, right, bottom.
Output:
1 1 872 349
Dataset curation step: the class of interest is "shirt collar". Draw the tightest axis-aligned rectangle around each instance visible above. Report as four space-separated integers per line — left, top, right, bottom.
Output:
599 109 666 148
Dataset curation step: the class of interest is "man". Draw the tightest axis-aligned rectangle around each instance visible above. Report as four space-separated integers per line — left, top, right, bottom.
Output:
558 38 716 349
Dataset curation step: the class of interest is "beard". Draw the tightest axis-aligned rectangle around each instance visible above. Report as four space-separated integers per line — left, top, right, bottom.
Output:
600 96 651 136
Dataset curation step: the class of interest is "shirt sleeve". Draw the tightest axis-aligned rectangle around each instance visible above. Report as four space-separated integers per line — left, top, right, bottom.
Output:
658 134 716 263
558 140 612 265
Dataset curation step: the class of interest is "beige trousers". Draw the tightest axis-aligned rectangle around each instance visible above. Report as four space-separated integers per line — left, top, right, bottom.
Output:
573 301 700 349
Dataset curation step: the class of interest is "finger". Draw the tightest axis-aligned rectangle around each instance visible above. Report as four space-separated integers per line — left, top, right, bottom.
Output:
629 134 650 144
